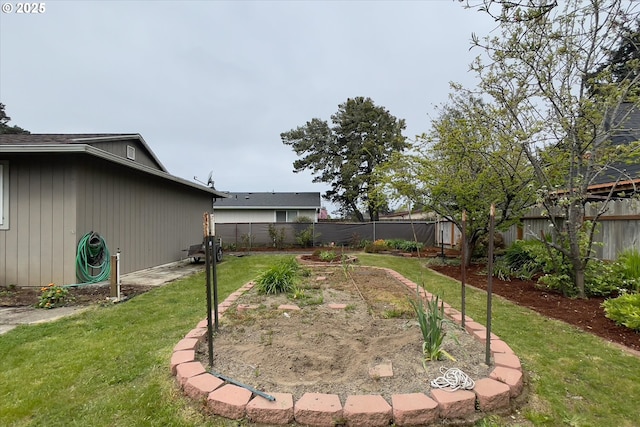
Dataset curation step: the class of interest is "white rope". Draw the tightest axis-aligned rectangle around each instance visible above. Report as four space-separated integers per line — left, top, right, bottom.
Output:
430 367 475 391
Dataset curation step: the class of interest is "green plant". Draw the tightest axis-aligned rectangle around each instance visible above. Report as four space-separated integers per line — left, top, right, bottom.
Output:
37 283 73 309
295 225 318 248
407 292 455 366
289 287 306 300
240 232 255 249
267 224 287 249
614 248 640 292
602 293 640 331
364 239 389 253
319 250 338 261
255 257 299 294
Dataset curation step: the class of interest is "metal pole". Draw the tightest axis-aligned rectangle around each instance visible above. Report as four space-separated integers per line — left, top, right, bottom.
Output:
213 236 219 331
486 204 495 366
204 213 214 368
461 211 467 329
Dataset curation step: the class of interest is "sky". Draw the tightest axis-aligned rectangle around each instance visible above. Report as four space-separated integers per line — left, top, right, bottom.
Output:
0 0 499 213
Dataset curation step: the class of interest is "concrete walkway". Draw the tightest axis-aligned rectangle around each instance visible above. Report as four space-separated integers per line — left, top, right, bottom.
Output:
0 259 204 335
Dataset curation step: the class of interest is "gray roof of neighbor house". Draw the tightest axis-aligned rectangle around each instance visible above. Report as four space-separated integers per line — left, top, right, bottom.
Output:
589 104 640 194
214 192 321 209
0 133 228 198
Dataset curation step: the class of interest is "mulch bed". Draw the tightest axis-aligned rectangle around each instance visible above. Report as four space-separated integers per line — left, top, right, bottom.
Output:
430 263 640 353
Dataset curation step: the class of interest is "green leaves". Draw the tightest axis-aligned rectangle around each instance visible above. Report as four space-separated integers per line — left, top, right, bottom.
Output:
255 257 299 295
408 292 455 365
603 292 640 331
281 97 408 221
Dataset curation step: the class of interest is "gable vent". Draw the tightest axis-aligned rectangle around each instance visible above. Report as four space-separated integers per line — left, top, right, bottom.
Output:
126 145 136 160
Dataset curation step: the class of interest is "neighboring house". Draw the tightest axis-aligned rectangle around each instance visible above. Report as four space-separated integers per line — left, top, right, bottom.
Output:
587 103 640 199
0 133 228 287
213 192 321 223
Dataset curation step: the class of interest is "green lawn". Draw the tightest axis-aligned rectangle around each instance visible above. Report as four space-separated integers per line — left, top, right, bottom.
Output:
1 254 638 426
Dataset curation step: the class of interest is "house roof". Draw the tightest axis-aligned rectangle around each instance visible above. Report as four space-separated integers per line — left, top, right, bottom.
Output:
214 192 321 209
0 133 228 199
0 133 168 171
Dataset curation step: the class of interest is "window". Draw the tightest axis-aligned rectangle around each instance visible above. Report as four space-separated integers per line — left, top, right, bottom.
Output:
0 161 8 230
275 210 298 222
126 145 136 160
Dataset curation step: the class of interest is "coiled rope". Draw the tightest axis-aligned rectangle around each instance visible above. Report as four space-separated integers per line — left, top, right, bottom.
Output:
75 231 111 284
430 367 475 391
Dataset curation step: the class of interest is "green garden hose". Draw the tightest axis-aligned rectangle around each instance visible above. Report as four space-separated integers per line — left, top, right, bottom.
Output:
75 231 111 284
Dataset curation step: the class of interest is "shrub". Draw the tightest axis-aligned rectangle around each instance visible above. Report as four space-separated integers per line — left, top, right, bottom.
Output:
614 248 640 292
38 283 73 309
295 225 318 248
295 216 313 223
267 224 286 249
602 293 640 331
364 239 388 253
255 257 299 294
385 239 424 252
319 250 338 262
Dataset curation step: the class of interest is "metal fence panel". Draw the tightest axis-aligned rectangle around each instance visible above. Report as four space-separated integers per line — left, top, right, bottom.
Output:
215 221 435 249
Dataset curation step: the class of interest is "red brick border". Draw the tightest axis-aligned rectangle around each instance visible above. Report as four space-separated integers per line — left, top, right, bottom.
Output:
171 262 524 426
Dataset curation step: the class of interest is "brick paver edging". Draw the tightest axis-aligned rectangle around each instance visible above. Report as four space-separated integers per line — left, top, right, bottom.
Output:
170 261 524 426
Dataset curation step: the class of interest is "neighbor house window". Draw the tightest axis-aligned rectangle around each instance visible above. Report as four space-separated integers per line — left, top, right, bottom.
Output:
0 161 8 230
275 210 298 222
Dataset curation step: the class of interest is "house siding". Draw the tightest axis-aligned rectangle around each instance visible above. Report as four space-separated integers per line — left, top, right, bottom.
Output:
0 154 78 287
75 156 212 276
87 139 161 170
214 209 318 223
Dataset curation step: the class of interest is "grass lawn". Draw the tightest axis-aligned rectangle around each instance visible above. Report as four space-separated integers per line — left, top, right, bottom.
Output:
1 253 638 426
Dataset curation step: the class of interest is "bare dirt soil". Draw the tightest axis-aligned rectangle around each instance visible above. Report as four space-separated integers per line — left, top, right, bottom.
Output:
198 265 492 403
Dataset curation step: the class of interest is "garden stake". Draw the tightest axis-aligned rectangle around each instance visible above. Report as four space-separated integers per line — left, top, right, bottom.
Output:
210 370 276 401
204 213 214 368
461 210 467 329
486 204 495 366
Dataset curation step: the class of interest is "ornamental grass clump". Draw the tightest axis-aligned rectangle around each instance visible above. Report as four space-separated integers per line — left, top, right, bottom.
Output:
408 291 455 368
37 283 72 309
255 257 299 295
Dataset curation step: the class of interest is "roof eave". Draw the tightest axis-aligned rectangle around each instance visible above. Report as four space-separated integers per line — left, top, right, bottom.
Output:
0 144 228 198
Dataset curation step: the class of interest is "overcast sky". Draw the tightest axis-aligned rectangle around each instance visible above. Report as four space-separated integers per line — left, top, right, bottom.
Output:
0 0 499 213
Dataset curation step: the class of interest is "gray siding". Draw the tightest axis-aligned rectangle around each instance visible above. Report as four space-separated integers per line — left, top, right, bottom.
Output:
0 155 77 287
75 157 212 275
88 139 161 170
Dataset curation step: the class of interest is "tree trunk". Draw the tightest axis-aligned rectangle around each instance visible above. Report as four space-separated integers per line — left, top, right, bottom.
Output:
574 265 586 299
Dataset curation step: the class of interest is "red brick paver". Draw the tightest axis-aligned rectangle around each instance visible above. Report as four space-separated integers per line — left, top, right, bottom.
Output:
294 393 342 427
391 393 439 426
246 393 294 425
207 383 252 419
343 395 392 427
473 378 511 411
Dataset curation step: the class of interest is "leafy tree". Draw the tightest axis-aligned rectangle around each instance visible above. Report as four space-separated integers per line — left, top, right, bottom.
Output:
281 97 408 221
0 103 29 134
470 0 640 298
379 90 534 265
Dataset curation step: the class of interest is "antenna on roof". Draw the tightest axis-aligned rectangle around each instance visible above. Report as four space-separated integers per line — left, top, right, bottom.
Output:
194 171 215 188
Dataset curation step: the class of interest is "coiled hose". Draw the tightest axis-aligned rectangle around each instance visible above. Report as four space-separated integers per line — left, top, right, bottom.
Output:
75 231 111 284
